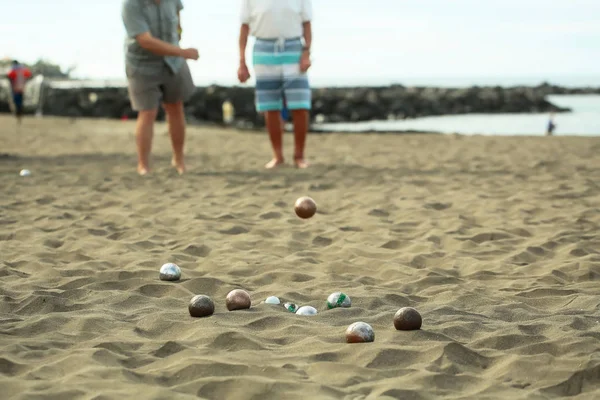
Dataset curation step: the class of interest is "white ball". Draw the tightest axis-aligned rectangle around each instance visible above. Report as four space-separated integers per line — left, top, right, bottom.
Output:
19 169 31 177
159 263 181 281
327 292 351 309
265 296 280 305
296 305 318 316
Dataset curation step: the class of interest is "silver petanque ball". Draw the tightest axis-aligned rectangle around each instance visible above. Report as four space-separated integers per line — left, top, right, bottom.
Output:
345 322 375 343
296 305 318 316
265 296 280 305
327 292 351 309
19 169 31 177
284 302 298 313
159 263 181 281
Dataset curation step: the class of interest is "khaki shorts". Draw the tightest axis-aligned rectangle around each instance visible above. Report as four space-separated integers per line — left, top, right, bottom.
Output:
126 62 195 111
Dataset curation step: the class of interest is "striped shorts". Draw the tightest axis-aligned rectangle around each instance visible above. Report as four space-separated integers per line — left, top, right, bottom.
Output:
252 37 311 112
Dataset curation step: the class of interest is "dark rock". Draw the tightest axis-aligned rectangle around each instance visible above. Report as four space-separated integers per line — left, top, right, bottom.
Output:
1 77 596 128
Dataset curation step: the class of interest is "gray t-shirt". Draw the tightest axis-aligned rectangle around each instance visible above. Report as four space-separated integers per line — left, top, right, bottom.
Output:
122 0 184 75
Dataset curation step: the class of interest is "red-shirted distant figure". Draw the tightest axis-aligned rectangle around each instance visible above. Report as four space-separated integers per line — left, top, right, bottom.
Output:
6 60 33 124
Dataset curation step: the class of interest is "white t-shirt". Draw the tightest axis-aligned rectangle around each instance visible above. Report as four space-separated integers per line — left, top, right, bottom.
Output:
240 0 312 39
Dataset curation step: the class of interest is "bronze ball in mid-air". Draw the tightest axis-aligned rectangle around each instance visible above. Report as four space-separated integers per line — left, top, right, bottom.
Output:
294 196 317 219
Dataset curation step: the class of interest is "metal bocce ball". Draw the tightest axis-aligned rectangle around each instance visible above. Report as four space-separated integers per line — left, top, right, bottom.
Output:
327 292 351 309
188 295 215 318
393 307 422 331
296 305 318 316
159 263 181 281
265 296 280 305
226 289 251 311
294 196 317 219
345 322 375 343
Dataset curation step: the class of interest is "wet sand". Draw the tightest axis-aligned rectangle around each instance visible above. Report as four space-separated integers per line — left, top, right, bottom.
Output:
1 115 600 399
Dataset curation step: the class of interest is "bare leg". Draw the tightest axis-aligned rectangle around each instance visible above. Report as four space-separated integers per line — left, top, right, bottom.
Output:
265 110 284 168
163 101 186 174
15 112 21 134
135 108 158 175
291 109 309 168
16 105 22 125
162 103 170 136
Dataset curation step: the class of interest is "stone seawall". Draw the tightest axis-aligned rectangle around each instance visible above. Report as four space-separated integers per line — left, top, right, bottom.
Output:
1 77 596 129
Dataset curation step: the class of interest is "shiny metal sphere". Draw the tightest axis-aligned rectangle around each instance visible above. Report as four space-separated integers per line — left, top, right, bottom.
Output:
295 305 318 316
188 295 215 318
393 307 422 331
265 296 280 305
327 292 351 309
284 302 298 313
226 289 251 311
159 263 181 281
294 196 317 219
345 322 375 343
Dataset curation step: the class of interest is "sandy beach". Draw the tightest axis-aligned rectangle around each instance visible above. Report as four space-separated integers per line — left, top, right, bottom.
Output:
1 114 599 399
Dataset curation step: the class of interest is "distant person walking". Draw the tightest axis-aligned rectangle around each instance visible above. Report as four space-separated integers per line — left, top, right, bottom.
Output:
121 0 199 175
546 112 556 136
6 60 32 125
238 0 313 169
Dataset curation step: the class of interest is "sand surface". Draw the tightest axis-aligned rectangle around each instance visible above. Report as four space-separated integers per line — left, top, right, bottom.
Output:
1 115 600 400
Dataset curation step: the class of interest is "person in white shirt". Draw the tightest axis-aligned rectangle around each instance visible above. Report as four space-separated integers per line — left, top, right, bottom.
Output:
238 0 313 169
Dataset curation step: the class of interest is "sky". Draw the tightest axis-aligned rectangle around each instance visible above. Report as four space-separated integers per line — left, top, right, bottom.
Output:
1 0 599 87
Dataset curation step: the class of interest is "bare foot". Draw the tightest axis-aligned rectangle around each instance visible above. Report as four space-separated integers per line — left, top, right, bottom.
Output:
137 165 149 175
171 156 186 175
294 158 309 169
174 163 185 174
265 158 284 169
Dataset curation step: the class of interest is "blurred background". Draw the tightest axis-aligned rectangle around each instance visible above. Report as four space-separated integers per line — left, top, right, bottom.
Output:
1 0 599 135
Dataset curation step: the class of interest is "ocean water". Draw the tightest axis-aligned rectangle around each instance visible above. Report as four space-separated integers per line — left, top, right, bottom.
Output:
314 95 600 136
15 74 599 136
307 74 600 89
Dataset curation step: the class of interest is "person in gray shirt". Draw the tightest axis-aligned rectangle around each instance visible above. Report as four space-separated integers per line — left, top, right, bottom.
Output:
122 0 199 175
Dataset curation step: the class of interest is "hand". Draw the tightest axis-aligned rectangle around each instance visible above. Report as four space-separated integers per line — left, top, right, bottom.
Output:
238 63 250 83
181 48 199 60
299 51 311 72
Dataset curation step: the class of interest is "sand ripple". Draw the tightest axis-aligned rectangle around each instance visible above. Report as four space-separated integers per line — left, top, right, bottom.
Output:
1 116 599 399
